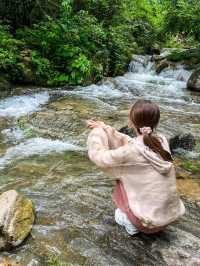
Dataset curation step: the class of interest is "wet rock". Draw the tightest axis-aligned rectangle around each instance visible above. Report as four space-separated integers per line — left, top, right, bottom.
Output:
187 67 200 92
158 48 182 60
0 257 22 266
0 190 35 251
155 59 177 74
118 125 136 138
155 59 170 73
166 48 200 65
169 133 196 153
153 48 200 75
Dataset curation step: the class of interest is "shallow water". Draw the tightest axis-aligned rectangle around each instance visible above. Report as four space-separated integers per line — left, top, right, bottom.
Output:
0 55 200 265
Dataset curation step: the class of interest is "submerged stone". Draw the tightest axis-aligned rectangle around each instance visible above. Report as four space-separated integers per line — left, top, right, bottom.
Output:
0 190 35 251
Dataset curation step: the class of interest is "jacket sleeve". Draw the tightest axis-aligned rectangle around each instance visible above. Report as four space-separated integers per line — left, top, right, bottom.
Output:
87 127 131 168
101 125 133 149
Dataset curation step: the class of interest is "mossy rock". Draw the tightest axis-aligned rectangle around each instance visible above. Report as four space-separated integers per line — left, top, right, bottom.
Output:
0 190 35 251
166 48 200 65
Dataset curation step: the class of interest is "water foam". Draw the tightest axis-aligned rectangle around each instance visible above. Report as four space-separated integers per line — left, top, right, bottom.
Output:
0 137 83 169
1 128 25 143
0 92 49 118
73 82 131 99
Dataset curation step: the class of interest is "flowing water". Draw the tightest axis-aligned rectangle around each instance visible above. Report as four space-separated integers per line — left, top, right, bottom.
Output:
1 55 200 265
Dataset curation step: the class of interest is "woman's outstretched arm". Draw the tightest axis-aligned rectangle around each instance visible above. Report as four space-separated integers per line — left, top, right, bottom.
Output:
87 126 132 169
86 119 133 149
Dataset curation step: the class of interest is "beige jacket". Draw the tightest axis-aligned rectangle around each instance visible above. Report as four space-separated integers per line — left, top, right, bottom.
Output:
87 125 185 228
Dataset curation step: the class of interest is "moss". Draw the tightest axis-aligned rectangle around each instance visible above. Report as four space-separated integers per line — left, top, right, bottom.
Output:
47 255 69 266
181 160 200 174
11 195 35 245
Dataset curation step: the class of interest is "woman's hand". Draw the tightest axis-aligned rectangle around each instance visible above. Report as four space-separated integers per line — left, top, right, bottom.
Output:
86 119 105 129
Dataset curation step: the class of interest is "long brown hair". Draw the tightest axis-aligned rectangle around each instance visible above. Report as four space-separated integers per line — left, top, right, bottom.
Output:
129 99 173 162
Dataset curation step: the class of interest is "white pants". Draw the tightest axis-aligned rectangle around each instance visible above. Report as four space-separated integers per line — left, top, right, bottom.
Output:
115 208 139 235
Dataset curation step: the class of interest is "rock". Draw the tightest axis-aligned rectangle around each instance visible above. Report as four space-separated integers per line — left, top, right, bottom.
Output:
118 126 136 138
159 48 182 59
187 68 200 92
156 59 170 74
153 48 200 75
0 257 23 266
119 126 196 154
0 190 35 251
169 133 196 153
166 48 200 65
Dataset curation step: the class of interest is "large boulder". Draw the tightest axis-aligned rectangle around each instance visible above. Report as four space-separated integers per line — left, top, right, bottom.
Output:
155 59 170 74
154 48 200 74
166 48 200 65
169 133 196 153
0 190 35 251
187 68 200 92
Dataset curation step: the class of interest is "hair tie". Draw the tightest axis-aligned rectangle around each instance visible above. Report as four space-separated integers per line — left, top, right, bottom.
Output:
140 126 152 135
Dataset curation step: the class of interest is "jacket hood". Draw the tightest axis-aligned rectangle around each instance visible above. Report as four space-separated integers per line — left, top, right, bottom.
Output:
134 139 173 174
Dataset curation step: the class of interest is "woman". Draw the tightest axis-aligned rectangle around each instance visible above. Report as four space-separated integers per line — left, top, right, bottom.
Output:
87 99 185 235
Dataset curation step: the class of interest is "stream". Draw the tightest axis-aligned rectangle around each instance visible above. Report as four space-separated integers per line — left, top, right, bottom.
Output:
0 55 200 265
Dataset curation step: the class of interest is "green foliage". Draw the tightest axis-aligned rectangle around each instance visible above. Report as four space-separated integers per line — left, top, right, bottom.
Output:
0 25 22 71
164 0 200 42
1 0 200 87
16 12 106 86
107 24 137 75
0 0 61 28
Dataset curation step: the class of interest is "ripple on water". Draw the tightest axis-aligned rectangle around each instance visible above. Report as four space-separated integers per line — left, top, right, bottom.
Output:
0 137 84 169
